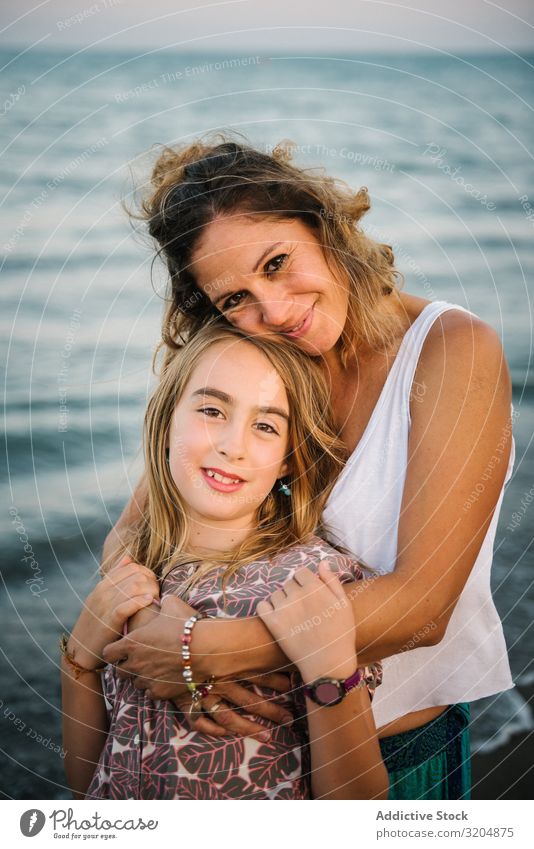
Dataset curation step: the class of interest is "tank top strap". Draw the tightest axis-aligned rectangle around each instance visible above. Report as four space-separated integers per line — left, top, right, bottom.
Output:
392 300 473 410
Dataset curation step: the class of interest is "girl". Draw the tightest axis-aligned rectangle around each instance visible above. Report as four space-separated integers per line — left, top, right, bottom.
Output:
61 323 387 800
102 133 515 800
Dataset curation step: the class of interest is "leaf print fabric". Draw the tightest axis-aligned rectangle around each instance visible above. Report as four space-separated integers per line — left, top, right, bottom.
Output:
85 535 382 800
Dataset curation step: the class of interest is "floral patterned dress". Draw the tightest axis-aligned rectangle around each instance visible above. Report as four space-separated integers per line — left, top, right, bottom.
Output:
86 536 382 800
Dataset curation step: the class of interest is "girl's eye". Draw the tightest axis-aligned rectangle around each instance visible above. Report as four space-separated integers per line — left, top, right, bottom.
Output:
255 422 278 435
265 253 288 277
198 407 223 418
222 291 247 311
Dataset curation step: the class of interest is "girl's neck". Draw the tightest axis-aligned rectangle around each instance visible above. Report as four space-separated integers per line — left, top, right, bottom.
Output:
184 516 255 559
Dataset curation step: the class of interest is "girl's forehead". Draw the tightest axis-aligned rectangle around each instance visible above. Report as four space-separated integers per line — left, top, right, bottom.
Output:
185 340 289 406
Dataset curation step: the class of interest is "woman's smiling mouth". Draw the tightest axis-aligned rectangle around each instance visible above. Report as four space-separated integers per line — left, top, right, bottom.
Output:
281 304 315 339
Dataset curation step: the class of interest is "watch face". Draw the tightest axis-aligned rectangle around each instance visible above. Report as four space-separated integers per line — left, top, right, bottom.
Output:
313 680 344 706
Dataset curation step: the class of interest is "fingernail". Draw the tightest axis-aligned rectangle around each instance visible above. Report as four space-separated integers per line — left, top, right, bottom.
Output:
281 713 293 723
257 731 271 742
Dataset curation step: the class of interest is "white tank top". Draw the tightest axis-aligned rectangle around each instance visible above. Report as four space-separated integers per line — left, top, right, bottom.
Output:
323 300 515 728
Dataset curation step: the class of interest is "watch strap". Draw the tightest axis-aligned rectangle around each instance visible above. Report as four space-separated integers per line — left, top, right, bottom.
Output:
302 666 366 706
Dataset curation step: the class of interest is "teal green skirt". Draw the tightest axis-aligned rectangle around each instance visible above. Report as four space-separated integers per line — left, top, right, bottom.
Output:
378 704 471 800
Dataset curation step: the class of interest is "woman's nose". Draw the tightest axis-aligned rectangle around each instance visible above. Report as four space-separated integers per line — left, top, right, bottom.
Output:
260 297 294 329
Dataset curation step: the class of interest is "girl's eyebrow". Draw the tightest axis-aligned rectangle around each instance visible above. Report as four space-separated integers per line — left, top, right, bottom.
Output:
192 387 231 404
191 387 289 420
213 242 284 307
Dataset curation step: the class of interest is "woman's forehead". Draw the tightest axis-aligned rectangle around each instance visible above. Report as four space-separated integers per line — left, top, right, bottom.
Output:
190 215 311 287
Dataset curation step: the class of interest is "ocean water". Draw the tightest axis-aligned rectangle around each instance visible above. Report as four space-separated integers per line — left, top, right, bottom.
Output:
1 47 533 798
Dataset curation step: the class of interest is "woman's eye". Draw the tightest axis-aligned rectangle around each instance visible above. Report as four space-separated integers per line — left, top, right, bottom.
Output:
222 291 247 311
265 253 288 277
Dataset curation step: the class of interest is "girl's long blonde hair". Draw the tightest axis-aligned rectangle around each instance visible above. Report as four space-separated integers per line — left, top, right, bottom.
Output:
121 322 347 591
130 130 404 367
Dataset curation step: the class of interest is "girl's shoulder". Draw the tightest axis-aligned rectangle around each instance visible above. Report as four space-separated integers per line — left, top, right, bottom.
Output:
271 535 364 582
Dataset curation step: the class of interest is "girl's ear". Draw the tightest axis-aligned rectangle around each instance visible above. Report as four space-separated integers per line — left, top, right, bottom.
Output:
279 460 290 478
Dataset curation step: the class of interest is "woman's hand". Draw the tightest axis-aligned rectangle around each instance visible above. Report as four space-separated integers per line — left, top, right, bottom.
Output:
257 561 357 683
69 557 159 670
102 594 195 693
103 595 295 736
173 674 294 742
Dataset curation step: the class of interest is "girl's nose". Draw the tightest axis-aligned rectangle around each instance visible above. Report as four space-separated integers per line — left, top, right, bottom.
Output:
215 427 246 462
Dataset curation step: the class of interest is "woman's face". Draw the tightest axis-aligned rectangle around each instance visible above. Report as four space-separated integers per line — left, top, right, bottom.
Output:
190 215 349 355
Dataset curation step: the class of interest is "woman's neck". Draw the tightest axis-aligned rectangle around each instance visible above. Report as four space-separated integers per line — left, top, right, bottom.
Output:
322 291 411 375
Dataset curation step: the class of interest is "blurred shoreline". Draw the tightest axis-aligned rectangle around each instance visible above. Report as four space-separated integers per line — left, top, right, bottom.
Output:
472 683 534 799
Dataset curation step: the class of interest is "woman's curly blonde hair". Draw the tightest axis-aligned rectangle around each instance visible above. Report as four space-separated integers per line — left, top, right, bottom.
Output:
133 130 404 367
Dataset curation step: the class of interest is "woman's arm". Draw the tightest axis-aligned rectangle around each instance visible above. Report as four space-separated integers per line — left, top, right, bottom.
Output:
104 313 512 694
257 562 388 799
101 476 147 573
194 310 514 671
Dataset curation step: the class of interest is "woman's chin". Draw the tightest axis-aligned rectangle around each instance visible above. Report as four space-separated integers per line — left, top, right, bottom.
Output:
293 329 339 357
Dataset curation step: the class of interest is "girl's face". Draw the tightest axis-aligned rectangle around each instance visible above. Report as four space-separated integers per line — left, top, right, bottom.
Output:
190 215 349 356
167 340 290 531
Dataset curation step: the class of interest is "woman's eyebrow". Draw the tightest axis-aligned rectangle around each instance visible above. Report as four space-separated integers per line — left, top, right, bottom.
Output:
252 242 283 273
191 387 289 420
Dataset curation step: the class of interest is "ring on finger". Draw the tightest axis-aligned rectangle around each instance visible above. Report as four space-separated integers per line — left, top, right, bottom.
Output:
207 700 225 715
188 701 201 719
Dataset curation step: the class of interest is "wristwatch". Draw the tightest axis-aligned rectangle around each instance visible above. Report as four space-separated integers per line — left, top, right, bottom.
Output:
302 668 365 707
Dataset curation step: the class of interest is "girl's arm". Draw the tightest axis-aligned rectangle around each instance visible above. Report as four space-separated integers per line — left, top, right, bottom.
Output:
257 562 388 800
61 561 158 797
61 661 109 799
303 676 387 800
63 604 163 798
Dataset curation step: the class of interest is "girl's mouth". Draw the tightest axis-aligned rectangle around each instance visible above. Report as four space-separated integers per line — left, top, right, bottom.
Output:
201 467 246 493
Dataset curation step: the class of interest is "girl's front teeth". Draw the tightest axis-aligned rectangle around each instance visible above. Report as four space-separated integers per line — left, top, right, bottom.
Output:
206 470 241 484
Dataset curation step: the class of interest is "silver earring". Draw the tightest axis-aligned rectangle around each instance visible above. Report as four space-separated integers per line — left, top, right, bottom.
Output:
278 479 291 497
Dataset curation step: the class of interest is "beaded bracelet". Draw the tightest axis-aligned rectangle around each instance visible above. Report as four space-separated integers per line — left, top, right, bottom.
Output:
181 614 213 708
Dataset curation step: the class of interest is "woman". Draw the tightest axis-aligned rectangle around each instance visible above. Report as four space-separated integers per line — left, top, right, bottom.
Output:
102 132 514 799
